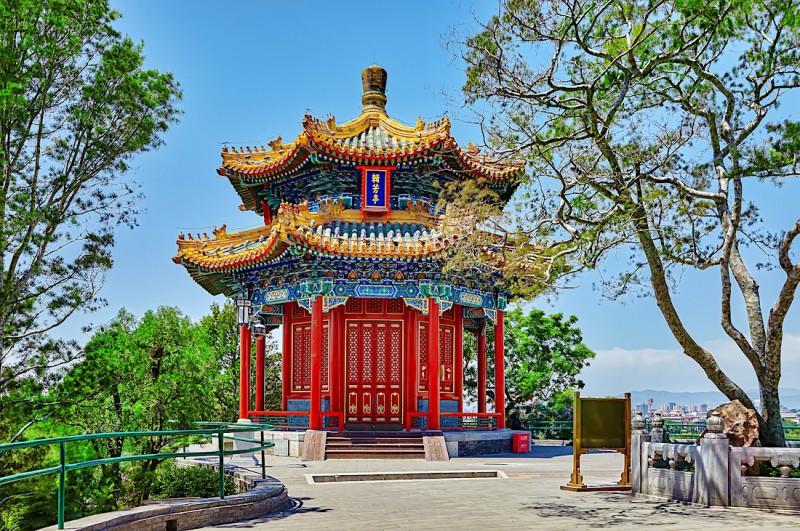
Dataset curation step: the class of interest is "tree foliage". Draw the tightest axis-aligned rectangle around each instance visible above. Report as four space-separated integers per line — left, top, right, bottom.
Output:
0 0 181 399
464 308 594 416
456 0 800 446
0 302 280 529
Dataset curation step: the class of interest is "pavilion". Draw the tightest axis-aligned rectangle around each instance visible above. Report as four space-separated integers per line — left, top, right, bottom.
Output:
174 66 523 432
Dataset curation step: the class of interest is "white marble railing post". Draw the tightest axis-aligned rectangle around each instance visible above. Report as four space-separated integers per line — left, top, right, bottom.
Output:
698 411 730 507
631 411 651 495
650 412 664 443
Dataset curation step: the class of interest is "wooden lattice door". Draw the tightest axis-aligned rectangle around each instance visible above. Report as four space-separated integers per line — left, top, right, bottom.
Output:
345 320 403 424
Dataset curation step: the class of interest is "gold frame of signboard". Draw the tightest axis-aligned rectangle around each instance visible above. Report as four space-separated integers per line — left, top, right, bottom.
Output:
560 391 632 492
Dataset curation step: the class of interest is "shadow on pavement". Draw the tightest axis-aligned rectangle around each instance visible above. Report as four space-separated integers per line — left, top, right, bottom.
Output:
520 492 791 527
211 497 331 527
460 446 574 459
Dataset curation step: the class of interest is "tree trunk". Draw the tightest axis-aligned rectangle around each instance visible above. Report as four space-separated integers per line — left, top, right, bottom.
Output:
758 376 786 447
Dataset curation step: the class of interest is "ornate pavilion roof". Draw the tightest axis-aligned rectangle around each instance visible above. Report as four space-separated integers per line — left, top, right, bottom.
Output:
174 198 474 296
175 66 525 299
218 66 524 215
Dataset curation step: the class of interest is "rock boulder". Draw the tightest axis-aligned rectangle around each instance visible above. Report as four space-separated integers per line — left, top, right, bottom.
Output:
707 399 759 447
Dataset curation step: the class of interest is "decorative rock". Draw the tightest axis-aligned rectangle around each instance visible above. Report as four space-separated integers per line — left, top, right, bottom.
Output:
705 400 759 447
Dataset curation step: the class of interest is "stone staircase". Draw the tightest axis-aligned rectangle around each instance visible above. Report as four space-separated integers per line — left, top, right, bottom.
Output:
324 431 432 459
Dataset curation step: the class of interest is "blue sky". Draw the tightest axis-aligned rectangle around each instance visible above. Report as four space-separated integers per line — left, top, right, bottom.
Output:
72 0 800 397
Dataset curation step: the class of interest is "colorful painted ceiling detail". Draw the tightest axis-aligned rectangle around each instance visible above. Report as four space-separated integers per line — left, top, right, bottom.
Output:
174 66 524 307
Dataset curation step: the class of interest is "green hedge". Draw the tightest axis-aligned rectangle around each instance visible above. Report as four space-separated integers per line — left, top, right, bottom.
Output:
151 464 237 499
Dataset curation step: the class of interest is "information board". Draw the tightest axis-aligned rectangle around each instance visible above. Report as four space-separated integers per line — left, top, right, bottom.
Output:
561 391 631 492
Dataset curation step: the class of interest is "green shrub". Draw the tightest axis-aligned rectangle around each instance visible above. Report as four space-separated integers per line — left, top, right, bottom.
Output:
151 464 237 499
757 461 800 478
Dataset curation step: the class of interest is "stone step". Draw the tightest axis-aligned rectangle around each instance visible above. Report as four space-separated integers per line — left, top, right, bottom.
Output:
325 448 427 459
326 441 424 448
323 431 434 460
326 438 424 445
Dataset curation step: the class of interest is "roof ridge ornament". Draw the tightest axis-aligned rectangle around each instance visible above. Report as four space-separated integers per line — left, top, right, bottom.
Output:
361 65 388 114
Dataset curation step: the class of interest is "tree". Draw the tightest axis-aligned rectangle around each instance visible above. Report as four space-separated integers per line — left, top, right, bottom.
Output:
0 302 272 528
456 0 800 446
55 307 222 505
463 308 594 417
0 0 181 398
197 302 282 421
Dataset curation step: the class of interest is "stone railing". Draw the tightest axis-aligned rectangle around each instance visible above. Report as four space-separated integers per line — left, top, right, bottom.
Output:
631 411 800 511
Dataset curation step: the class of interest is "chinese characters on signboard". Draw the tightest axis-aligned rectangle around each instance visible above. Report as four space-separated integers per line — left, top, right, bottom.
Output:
359 167 392 214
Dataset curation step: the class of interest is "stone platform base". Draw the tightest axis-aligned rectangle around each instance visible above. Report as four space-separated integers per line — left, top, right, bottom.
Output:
231 430 306 457
442 430 531 457
234 429 538 460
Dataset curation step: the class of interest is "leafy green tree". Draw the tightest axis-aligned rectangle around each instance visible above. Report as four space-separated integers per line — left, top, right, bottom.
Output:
198 302 240 422
197 302 282 421
456 0 800 446
55 307 222 505
0 302 276 528
464 308 594 418
0 0 181 404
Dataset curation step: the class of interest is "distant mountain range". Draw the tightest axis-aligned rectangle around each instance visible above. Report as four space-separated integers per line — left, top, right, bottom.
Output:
624 389 800 410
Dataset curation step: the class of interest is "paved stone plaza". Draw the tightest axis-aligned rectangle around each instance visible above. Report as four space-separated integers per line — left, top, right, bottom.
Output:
197 446 799 530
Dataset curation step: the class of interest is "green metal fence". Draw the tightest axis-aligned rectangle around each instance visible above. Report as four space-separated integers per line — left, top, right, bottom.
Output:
0 422 274 529
527 420 573 440
526 419 800 442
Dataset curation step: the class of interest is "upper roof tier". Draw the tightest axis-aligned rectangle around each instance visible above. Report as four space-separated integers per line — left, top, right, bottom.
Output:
219 66 525 215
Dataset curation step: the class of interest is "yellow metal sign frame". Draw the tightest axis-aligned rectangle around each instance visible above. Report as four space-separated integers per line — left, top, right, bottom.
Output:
561 391 631 492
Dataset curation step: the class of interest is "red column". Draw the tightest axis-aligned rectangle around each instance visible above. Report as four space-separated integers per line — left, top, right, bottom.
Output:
335 307 345 413
238 324 251 420
255 334 266 411
428 298 440 430
281 304 292 411
328 307 340 417
309 296 323 430
455 304 463 413
477 323 487 414
495 310 505 429
404 307 419 430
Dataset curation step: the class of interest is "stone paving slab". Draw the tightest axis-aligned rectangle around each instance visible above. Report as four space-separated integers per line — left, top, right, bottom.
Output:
200 448 799 530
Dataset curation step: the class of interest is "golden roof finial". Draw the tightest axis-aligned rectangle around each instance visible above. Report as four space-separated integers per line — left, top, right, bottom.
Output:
361 65 387 113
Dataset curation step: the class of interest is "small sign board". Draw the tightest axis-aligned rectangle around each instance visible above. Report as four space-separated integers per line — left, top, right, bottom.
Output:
358 166 393 219
561 391 632 492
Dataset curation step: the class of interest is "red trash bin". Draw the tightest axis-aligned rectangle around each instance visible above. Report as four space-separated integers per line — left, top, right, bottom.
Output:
512 432 530 453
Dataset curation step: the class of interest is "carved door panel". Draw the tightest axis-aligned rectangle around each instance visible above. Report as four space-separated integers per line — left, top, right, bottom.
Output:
291 322 329 393
346 320 403 423
417 322 455 394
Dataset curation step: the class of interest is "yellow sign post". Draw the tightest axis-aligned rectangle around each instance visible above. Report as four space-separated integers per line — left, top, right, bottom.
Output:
561 391 632 492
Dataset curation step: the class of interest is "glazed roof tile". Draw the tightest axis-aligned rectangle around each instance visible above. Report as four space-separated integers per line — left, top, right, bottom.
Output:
173 199 475 278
